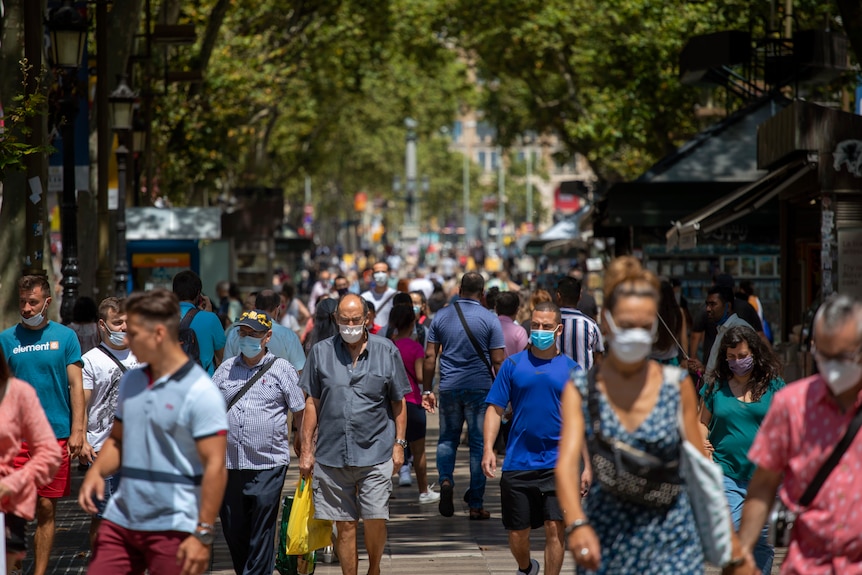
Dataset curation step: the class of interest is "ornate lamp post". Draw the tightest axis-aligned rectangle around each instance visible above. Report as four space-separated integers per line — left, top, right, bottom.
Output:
108 75 137 297
48 0 87 323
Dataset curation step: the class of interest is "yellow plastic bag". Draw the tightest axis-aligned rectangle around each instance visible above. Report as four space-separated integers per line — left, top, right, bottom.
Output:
285 477 333 555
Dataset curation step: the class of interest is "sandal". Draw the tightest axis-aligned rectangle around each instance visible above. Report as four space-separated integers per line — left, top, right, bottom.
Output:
469 507 490 520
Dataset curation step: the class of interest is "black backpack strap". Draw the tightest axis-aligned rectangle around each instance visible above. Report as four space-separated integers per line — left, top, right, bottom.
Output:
226 358 278 411
453 302 494 378
180 307 198 330
799 403 862 506
95 345 128 374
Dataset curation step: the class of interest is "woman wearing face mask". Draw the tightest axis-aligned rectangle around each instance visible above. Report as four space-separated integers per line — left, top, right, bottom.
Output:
699 325 784 573
555 256 755 575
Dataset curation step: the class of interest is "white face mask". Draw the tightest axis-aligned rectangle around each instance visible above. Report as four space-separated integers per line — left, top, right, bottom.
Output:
819 359 862 395
339 324 365 344
606 313 656 364
373 272 389 286
21 300 48 327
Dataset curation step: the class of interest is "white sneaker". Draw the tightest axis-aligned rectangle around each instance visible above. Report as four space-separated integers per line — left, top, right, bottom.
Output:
399 464 413 486
419 490 441 504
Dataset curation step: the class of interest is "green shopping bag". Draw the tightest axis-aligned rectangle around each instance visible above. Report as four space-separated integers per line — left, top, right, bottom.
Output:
275 493 315 575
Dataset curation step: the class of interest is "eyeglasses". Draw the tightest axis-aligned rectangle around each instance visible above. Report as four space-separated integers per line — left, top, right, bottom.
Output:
238 328 267 338
335 315 366 325
813 349 862 364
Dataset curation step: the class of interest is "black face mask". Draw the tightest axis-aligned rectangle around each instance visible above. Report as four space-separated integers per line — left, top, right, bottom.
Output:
337 288 349 296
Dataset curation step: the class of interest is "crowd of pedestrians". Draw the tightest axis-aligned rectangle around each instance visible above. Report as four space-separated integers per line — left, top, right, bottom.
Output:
1 253 862 575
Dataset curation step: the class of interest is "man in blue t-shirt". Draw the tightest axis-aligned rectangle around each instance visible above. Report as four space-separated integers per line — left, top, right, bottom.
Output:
482 302 579 575
423 272 505 520
0 275 84 575
172 270 226 375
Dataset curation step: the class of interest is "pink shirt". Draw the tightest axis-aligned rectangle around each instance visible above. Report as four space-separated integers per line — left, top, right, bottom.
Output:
498 316 528 358
748 375 862 574
0 378 63 520
393 337 424 405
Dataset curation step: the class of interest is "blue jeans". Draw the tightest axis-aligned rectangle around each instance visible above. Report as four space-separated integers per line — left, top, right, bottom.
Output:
436 389 488 509
724 474 773 574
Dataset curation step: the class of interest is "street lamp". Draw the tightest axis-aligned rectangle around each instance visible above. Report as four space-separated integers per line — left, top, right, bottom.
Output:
109 75 137 297
48 0 87 324
523 134 534 231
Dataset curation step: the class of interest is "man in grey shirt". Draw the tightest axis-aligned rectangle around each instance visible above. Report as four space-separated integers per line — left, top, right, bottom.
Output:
299 294 411 575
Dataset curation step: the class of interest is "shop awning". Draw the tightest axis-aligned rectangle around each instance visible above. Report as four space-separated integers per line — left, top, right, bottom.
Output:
666 160 816 250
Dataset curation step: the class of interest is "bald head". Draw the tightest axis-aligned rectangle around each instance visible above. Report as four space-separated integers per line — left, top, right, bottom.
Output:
336 294 367 324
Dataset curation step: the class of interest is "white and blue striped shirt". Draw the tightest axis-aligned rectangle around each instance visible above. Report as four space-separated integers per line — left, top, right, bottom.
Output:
558 307 604 371
213 351 305 470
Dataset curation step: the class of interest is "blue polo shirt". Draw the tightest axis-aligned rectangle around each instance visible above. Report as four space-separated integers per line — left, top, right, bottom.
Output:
0 322 82 438
179 302 226 376
486 350 579 471
427 299 505 391
103 361 227 533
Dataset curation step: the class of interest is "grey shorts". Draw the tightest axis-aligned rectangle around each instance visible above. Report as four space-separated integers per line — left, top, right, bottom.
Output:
312 460 394 521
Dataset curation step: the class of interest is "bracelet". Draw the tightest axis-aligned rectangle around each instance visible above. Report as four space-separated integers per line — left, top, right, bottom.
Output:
421 390 433 396
197 522 215 530
564 518 590 535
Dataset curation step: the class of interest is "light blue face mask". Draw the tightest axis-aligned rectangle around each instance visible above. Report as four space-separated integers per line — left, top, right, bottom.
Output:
239 335 264 357
530 329 557 350
413 305 421 316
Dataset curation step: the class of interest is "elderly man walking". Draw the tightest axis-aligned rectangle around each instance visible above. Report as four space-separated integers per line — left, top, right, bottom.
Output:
299 294 411 575
423 272 505 520
213 310 305 575
738 293 862 573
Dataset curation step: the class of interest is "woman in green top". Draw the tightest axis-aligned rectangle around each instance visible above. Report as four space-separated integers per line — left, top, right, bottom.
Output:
699 325 784 573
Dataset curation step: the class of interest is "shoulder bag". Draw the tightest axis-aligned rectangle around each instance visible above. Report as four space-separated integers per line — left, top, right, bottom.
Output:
671 365 733 566
453 302 495 378
586 367 683 509
95 345 129 374
768 400 862 546
227 358 277 411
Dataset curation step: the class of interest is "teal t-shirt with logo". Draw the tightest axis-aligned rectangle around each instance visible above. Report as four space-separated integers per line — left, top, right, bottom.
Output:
700 376 785 482
0 321 82 438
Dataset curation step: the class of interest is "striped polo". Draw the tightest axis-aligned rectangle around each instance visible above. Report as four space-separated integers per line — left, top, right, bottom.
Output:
558 307 604 371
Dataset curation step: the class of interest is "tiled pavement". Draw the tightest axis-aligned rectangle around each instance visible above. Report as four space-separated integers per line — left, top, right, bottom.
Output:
27 415 783 574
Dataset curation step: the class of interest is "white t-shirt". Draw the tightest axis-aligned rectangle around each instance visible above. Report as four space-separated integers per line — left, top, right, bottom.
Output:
82 344 139 452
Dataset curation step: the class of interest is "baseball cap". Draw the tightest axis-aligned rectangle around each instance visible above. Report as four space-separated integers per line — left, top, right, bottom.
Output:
236 310 272 331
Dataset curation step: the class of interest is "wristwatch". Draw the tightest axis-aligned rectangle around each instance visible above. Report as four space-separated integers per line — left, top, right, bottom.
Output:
395 438 408 449
421 390 433 396
192 528 215 546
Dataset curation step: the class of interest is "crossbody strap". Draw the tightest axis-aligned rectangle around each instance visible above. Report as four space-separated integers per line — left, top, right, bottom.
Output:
657 313 689 361
799 402 862 506
180 307 198 330
586 367 603 438
453 302 494 378
227 358 277 411
95 345 129 374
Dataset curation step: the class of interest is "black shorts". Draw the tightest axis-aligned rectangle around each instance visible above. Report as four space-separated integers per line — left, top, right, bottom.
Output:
5 512 27 552
405 402 427 443
500 469 563 530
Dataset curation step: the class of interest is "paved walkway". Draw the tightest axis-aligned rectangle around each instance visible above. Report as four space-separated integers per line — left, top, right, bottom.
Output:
25 413 783 574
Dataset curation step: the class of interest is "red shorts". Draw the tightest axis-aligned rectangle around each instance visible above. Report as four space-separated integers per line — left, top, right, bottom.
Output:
89 520 189 575
14 439 70 498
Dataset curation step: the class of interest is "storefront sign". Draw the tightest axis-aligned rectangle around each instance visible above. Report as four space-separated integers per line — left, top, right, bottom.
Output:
838 228 862 299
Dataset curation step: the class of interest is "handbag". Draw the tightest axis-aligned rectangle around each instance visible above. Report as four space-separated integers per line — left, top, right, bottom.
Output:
585 367 683 509
671 365 733 566
768 399 862 546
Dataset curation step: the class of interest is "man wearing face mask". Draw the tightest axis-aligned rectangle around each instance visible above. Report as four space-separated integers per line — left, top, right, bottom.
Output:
738 293 862 573
361 262 398 332
698 286 752 380
299 294 411 575
81 297 140 547
333 275 351 298
212 310 305 575
223 289 306 373
482 302 579 575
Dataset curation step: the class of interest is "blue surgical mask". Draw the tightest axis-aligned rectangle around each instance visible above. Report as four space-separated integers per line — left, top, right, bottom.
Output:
530 329 557 350
413 305 421 316
239 336 264 357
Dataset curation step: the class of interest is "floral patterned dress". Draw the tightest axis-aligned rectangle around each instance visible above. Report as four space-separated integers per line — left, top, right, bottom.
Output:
574 367 703 575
